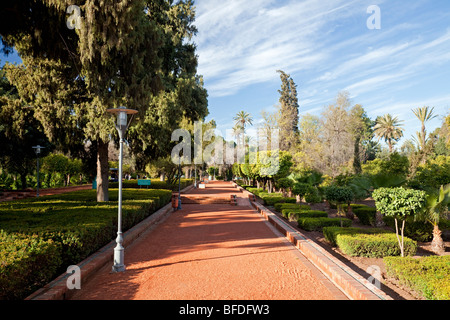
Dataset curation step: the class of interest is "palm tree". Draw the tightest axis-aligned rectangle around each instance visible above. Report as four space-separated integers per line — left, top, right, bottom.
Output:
233 111 253 147
412 106 437 152
374 114 404 153
417 184 450 255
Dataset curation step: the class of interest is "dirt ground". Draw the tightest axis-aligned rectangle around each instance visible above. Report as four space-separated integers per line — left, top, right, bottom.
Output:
266 199 450 300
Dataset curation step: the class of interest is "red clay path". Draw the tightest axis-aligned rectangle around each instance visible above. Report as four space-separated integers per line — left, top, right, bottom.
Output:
70 181 346 300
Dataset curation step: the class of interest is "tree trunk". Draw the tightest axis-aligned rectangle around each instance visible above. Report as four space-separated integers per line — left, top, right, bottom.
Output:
20 173 27 190
346 202 354 220
431 224 445 255
96 139 109 202
375 211 385 227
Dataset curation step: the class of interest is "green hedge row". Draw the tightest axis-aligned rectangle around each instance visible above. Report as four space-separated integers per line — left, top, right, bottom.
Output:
275 203 310 212
0 231 62 300
323 227 391 246
288 211 328 221
261 195 296 206
336 233 417 258
297 217 352 231
0 189 172 300
281 209 326 219
322 227 417 258
384 256 450 300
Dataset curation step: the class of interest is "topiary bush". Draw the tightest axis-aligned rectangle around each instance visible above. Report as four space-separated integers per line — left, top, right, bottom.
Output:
336 233 417 258
323 226 391 247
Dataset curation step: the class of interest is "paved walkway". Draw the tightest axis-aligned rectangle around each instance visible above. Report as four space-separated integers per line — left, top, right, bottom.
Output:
70 181 346 300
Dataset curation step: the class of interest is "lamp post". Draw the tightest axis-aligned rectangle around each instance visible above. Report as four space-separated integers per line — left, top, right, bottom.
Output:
32 145 45 197
107 106 138 273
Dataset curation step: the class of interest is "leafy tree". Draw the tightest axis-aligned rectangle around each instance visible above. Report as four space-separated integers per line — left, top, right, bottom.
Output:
293 183 313 204
320 91 354 177
0 70 52 189
324 185 354 225
1 0 208 202
374 114 404 153
373 187 427 257
349 104 374 174
275 178 293 197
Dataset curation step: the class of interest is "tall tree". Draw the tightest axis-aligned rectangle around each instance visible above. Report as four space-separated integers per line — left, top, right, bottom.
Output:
1 0 208 201
320 91 353 177
276 70 299 151
349 104 374 174
374 114 404 153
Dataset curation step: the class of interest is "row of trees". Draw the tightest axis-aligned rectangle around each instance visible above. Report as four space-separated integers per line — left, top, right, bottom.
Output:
224 71 449 255
229 70 449 187
0 1 209 198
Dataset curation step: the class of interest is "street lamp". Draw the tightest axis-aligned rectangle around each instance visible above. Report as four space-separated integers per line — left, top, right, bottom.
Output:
32 145 45 197
107 106 138 273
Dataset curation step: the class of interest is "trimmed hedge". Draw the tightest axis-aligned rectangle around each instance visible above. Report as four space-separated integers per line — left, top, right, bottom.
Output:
275 203 310 212
282 209 326 219
336 233 417 258
384 256 450 300
297 217 352 231
288 210 327 221
323 227 391 247
0 188 172 300
260 194 296 206
0 231 62 300
352 206 377 226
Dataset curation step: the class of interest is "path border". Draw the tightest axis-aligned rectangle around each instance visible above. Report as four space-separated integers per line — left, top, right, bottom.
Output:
234 183 392 301
25 184 195 300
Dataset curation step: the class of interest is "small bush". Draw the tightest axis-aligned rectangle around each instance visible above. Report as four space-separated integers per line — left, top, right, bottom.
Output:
288 210 327 221
260 194 295 206
337 233 417 258
297 217 352 231
281 208 310 218
275 203 310 212
352 206 377 226
247 188 264 196
323 227 391 247
384 256 450 300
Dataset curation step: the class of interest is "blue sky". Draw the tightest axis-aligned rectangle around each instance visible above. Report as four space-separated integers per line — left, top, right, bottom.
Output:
194 0 450 147
1 0 449 150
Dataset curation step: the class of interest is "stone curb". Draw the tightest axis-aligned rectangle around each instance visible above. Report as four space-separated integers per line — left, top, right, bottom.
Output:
26 184 195 300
